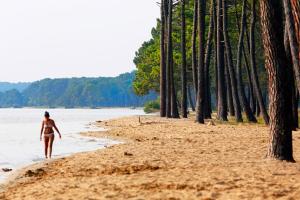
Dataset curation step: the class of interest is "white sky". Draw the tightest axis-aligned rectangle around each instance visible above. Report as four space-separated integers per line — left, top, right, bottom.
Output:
0 0 159 82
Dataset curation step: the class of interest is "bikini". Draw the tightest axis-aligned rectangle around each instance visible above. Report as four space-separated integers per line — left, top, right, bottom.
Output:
44 121 55 138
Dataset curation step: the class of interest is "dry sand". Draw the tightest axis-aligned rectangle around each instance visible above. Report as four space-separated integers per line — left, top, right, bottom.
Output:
1 115 300 199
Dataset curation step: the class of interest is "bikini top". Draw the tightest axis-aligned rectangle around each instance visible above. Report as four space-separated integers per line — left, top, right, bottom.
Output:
44 120 54 128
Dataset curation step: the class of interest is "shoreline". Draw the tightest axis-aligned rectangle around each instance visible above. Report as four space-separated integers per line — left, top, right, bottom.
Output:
0 115 145 192
0 119 123 188
1 115 300 199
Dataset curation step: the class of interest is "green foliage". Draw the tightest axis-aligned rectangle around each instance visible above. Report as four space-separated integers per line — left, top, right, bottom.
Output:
133 0 268 97
0 72 157 108
144 99 160 113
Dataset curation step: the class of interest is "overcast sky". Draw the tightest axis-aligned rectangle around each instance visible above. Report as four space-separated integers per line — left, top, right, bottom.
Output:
0 0 159 82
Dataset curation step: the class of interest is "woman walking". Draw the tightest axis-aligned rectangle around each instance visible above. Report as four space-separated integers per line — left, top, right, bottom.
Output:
40 111 61 159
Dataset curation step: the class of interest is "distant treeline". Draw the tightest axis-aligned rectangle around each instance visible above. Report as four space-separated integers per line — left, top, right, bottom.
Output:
0 72 156 108
0 82 31 92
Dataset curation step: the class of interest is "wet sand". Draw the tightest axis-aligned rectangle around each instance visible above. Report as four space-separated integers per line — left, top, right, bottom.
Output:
1 115 300 199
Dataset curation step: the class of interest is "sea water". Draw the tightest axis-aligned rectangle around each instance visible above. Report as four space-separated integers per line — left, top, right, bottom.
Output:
0 108 144 182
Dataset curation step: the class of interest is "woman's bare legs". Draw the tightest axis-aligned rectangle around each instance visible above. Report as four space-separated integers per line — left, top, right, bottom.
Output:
48 135 55 159
44 137 49 159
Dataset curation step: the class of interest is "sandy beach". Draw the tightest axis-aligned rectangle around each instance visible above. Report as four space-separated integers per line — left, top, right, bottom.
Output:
1 115 300 199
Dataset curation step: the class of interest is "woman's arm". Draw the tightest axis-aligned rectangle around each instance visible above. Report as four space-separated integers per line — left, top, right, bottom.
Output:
53 120 61 139
40 121 44 141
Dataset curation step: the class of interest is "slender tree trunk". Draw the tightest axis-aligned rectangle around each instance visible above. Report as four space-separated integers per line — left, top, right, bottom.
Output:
234 0 255 110
213 1 218 108
166 0 172 118
260 0 294 161
222 0 242 122
243 6 255 112
216 0 227 121
243 52 255 112
204 0 214 119
171 66 180 118
188 84 196 111
191 0 198 95
168 0 180 119
196 0 206 123
160 0 167 117
236 0 257 123
225 55 235 116
181 0 188 118
249 0 269 124
283 0 300 94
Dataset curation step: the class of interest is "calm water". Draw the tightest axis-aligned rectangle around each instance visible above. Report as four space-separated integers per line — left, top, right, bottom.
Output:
0 108 144 182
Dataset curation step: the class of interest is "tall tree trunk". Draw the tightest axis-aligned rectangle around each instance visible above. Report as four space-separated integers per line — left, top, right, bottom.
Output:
191 0 198 95
196 0 206 123
243 7 256 113
188 84 196 111
160 0 167 117
236 0 257 123
260 0 294 161
291 0 300 59
213 1 218 108
181 0 188 118
168 0 180 119
234 0 255 111
171 63 180 118
166 0 172 118
225 55 235 116
285 22 299 130
222 0 243 122
243 51 255 112
216 0 227 121
283 0 300 94
249 0 269 124
204 0 214 119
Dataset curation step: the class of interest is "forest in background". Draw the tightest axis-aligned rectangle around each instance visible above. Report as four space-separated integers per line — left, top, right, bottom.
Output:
0 72 156 108
133 0 268 107
133 0 300 161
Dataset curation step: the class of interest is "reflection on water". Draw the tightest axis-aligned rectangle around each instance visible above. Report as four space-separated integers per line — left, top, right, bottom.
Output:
0 108 144 182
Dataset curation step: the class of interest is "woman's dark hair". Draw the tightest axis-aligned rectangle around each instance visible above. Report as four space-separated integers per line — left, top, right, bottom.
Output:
44 111 50 118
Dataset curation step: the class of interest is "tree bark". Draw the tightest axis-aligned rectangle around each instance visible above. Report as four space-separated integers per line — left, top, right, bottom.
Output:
168 0 180 119
236 0 257 123
191 0 198 95
216 0 227 121
225 55 235 116
213 0 218 107
291 0 300 59
204 0 214 119
249 0 269 124
284 21 299 130
196 0 206 123
181 0 188 118
283 0 300 95
160 0 167 117
166 0 172 118
292 89 299 129
222 0 243 122
260 0 294 161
